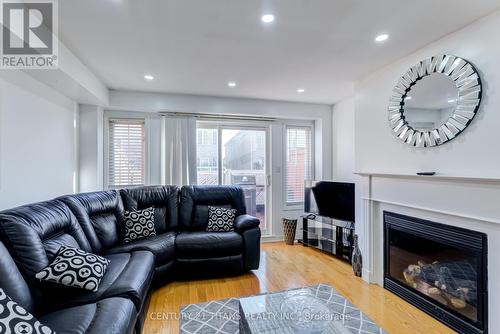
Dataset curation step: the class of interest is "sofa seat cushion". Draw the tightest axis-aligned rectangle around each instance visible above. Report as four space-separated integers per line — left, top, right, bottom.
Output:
39 297 136 334
46 250 154 312
176 232 242 259
104 232 176 267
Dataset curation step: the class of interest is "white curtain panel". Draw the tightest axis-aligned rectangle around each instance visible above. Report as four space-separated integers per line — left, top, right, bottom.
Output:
161 116 197 185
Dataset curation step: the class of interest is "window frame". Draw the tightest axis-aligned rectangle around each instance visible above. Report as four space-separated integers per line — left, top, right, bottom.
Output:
283 123 315 209
104 116 149 189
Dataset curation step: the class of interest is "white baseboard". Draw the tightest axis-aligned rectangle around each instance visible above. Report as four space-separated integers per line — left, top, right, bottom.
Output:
362 268 373 283
261 235 284 243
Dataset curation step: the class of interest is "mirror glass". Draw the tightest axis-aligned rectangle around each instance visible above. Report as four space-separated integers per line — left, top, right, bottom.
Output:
403 73 459 131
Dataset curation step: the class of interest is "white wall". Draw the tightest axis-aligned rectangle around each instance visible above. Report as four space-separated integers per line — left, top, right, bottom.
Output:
79 105 104 192
355 11 500 176
328 9 500 260
343 11 500 330
349 9 500 272
0 71 78 210
332 97 355 182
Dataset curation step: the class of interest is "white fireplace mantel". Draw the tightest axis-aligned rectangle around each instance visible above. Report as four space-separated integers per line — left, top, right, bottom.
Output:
354 171 500 226
354 171 500 184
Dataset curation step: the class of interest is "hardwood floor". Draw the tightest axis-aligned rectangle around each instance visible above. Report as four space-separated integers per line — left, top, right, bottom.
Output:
143 242 455 334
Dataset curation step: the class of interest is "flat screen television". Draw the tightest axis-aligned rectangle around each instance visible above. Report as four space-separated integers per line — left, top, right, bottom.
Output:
304 181 355 222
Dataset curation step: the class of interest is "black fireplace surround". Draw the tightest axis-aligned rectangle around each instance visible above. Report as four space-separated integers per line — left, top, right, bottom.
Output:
384 211 488 334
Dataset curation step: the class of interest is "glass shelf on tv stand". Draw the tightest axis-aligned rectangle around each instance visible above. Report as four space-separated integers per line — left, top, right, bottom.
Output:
299 228 336 244
302 214 355 230
298 214 354 262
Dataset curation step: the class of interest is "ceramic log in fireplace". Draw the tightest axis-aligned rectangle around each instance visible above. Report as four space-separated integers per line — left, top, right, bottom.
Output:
384 211 487 334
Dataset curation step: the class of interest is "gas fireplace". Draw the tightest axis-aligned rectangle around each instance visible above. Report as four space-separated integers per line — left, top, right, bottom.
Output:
384 212 488 334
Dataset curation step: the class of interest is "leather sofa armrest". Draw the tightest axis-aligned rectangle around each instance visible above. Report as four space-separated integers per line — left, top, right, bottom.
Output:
234 214 260 233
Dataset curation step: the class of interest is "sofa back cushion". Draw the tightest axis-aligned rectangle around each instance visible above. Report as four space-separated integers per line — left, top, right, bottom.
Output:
0 200 92 312
179 185 247 230
120 186 179 233
60 191 124 253
0 241 35 313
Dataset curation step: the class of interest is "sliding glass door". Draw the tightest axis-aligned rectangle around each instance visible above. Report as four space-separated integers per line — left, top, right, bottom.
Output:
196 123 270 234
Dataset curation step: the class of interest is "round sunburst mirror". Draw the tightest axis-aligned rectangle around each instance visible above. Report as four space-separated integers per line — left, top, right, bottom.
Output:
388 55 482 147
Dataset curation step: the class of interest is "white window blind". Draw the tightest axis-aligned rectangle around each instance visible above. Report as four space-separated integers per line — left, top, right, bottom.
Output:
285 126 312 205
108 119 146 189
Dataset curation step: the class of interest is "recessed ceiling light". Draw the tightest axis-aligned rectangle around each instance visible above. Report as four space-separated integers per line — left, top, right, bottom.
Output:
261 14 275 23
144 74 154 81
404 96 412 100
297 88 305 93
228 82 237 87
448 99 456 103
375 34 389 42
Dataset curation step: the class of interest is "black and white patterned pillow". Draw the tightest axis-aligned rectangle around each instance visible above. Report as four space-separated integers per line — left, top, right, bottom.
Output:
35 246 110 292
0 288 54 334
207 206 237 232
123 207 156 243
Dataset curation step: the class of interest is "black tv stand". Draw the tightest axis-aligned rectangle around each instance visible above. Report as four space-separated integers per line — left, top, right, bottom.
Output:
298 214 355 262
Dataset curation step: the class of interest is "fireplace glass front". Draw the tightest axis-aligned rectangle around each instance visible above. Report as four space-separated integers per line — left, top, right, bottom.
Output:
384 212 487 334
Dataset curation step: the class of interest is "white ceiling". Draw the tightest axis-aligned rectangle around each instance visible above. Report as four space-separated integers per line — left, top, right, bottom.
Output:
59 0 500 104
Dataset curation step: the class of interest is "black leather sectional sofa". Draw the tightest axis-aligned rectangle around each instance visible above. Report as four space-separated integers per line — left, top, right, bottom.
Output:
0 185 261 333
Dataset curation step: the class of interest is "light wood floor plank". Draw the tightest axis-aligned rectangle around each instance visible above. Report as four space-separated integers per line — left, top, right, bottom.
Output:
143 242 455 334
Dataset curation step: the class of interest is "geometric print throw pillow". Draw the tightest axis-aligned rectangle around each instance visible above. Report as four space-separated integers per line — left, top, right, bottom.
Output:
35 246 110 292
206 206 236 232
0 288 54 334
122 207 156 244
